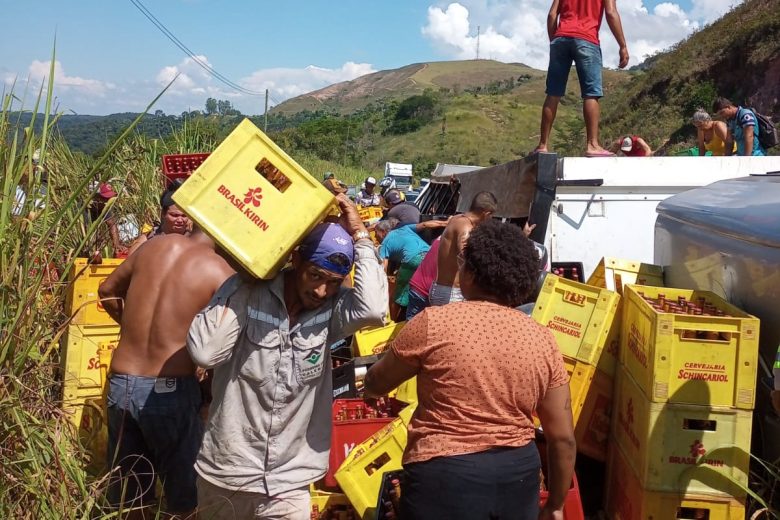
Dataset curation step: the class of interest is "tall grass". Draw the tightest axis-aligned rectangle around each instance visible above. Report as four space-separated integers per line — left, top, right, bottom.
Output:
0 57 192 518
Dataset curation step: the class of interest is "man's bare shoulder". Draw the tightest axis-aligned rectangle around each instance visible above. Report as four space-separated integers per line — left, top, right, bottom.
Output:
445 215 473 234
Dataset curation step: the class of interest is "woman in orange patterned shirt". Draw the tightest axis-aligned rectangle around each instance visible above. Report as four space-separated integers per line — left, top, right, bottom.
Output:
366 220 575 520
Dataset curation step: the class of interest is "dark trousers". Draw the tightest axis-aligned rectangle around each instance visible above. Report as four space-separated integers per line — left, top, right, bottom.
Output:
401 444 541 520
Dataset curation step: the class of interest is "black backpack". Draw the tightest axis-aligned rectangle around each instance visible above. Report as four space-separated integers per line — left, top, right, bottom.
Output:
747 107 779 149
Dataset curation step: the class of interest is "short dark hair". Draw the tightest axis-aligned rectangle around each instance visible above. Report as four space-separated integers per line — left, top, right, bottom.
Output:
463 219 539 307
469 191 498 213
712 97 734 113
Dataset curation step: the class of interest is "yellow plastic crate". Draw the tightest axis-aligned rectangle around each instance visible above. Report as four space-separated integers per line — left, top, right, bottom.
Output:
532 274 620 365
621 285 760 409
612 369 751 497
606 441 746 520
65 258 124 325
61 324 119 427
352 321 406 357
335 403 416 519
586 257 664 296
310 486 353 518
172 119 336 279
392 376 417 405
594 312 620 377
357 205 384 223
79 396 108 472
533 355 596 429
573 368 613 462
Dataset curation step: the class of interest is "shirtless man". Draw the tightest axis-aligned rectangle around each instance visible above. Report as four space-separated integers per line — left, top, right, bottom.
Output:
430 191 497 305
99 227 234 518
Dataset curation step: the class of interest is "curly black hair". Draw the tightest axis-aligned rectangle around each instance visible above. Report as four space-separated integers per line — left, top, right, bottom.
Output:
463 219 539 307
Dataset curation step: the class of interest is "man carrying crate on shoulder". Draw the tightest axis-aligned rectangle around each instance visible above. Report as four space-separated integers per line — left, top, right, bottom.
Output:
187 194 387 520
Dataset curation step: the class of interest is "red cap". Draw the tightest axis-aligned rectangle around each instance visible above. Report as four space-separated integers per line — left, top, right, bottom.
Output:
98 183 117 199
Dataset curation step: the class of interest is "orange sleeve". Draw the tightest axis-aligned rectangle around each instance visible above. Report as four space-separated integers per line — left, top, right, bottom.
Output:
389 310 430 369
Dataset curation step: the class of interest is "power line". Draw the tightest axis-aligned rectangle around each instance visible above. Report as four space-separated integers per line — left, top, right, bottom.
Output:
128 0 272 99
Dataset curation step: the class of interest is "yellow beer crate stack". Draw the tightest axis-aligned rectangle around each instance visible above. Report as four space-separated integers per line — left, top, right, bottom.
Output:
573 257 665 461
61 258 124 467
530 273 620 452
605 284 759 518
352 321 406 357
172 118 337 279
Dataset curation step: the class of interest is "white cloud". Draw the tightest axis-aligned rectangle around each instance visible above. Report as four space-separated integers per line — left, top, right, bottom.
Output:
423 1 743 69
241 62 377 100
25 60 114 96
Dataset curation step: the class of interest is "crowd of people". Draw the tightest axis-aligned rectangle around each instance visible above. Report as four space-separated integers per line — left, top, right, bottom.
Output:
73 0 777 518
97 177 573 520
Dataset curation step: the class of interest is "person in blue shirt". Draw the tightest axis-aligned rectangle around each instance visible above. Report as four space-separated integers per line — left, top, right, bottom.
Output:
713 97 766 156
375 218 447 312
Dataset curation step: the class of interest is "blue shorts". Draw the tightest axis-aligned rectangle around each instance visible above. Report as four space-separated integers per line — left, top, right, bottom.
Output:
107 374 202 512
545 36 603 98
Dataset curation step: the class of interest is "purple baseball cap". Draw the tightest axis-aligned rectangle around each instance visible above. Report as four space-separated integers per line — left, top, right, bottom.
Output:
298 223 354 276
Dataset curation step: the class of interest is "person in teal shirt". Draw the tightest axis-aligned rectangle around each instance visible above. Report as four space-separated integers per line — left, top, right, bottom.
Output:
713 97 766 156
375 218 446 309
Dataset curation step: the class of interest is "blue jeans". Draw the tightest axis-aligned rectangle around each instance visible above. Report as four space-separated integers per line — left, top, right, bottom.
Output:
546 37 603 98
107 374 202 512
401 444 541 519
406 288 429 320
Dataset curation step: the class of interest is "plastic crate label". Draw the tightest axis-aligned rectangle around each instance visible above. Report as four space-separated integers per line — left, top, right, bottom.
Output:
216 184 271 231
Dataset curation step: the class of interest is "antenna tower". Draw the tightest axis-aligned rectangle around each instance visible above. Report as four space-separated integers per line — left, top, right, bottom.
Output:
476 25 481 60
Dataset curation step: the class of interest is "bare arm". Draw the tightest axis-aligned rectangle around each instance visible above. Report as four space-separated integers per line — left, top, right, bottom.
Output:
414 219 447 233
536 384 576 516
604 0 629 68
126 234 147 256
364 350 418 397
697 129 706 156
98 253 136 324
637 137 653 156
724 124 735 156
743 125 755 156
713 121 730 149
547 0 560 41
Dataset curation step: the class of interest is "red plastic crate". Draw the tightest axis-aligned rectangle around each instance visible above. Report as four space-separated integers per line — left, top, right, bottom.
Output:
161 153 210 184
326 399 396 488
538 439 585 519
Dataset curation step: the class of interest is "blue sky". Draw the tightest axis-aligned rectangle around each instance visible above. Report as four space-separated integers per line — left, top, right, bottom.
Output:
0 0 741 115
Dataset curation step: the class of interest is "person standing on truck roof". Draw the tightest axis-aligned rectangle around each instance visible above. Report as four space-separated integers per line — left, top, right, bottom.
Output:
384 189 420 225
712 97 767 157
98 227 235 519
186 195 387 520
534 0 630 157
127 183 191 255
356 176 382 206
430 191 497 306
364 220 575 520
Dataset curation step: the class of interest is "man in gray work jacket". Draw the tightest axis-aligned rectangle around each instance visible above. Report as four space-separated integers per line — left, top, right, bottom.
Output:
188 194 387 519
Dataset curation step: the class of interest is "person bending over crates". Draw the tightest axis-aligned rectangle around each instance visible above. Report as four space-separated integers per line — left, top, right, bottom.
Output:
187 194 387 520
365 220 575 520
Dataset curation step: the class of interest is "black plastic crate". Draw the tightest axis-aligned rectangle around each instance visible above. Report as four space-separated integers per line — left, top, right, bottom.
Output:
332 359 356 400
374 469 404 520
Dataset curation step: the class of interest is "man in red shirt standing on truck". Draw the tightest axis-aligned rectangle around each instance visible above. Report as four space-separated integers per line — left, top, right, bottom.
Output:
534 0 630 157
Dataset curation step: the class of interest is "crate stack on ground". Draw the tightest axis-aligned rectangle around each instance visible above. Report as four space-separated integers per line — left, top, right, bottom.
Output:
605 284 759 519
530 273 620 450
577 257 665 461
61 258 124 467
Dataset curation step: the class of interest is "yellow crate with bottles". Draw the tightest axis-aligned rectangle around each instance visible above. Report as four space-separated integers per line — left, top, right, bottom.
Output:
621 285 759 409
531 274 620 366
352 321 406 357
611 369 751 497
172 118 337 279
334 403 416 519
606 439 745 519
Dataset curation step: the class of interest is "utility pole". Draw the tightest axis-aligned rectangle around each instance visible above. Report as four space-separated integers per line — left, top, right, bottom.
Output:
476 25 480 60
264 89 269 132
